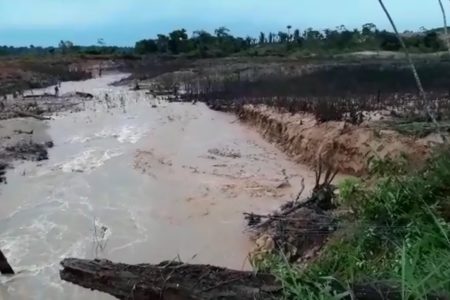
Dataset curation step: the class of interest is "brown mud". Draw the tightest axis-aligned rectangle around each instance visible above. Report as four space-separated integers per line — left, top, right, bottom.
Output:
0 93 89 120
0 118 53 183
0 57 127 97
238 104 431 175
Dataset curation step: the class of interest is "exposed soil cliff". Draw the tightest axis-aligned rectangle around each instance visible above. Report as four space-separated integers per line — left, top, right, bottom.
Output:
238 104 430 175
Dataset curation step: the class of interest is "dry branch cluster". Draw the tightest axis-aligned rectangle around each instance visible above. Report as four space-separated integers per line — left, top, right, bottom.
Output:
150 63 450 124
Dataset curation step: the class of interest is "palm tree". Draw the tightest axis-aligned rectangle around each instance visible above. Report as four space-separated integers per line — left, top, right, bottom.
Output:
287 25 292 41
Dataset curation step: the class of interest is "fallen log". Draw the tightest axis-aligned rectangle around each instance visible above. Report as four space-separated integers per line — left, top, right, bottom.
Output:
245 161 339 263
24 93 56 98
75 92 94 99
60 258 281 300
60 258 419 300
12 110 51 120
0 249 14 275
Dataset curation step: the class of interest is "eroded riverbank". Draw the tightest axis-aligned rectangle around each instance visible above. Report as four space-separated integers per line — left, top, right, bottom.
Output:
0 74 316 299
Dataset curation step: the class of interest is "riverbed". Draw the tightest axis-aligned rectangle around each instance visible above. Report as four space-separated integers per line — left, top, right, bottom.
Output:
0 74 316 299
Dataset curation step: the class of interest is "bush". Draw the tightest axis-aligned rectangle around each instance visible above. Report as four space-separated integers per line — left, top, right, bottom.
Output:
263 149 450 299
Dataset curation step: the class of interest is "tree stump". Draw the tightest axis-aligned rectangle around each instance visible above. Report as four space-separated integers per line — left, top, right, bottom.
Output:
0 249 14 275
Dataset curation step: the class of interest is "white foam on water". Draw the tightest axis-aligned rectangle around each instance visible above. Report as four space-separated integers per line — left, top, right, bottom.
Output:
0 235 32 265
59 238 90 261
65 124 147 145
56 148 123 173
117 125 147 144
66 135 92 144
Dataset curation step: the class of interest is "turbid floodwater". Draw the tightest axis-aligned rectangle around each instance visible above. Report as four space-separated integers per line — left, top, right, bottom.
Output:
0 74 316 299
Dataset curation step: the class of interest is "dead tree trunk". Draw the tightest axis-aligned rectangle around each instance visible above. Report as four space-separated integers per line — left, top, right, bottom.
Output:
0 249 14 275
60 258 281 300
60 258 415 300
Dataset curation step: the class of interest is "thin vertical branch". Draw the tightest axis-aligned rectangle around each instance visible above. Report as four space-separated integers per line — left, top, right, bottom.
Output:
438 0 450 54
377 0 445 141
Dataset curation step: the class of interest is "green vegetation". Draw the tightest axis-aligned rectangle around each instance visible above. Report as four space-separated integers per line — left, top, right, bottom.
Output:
0 24 446 59
134 24 446 58
377 121 450 138
256 150 450 299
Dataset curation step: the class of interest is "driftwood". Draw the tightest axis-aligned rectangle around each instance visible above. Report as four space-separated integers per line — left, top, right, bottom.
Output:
12 110 51 120
245 158 338 262
23 93 57 99
75 92 94 99
59 258 417 300
14 129 34 135
60 258 281 300
0 250 14 275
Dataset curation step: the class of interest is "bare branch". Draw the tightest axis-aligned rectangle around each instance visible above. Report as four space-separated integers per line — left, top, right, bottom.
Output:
314 156 322 188
294 177 305 203
439 0 450 55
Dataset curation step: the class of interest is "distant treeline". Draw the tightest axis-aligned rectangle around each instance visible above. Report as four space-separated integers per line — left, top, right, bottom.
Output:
135 24 446 57
0 24 446 58
0 41 134 57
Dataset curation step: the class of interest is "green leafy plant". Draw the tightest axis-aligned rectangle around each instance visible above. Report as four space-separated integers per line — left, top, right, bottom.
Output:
263 149 450 299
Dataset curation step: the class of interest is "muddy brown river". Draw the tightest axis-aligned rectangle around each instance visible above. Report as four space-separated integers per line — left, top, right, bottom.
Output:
0 74 316 299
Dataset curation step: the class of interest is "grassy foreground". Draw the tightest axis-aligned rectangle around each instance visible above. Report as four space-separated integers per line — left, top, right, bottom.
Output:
259 149 450 299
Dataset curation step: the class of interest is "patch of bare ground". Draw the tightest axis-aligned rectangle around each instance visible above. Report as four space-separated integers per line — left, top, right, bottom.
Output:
238 104 430 175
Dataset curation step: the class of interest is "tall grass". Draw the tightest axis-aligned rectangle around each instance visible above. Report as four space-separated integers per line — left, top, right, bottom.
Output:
260 149 450 299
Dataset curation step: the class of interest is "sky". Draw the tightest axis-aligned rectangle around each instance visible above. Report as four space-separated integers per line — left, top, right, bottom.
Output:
0 0 446 47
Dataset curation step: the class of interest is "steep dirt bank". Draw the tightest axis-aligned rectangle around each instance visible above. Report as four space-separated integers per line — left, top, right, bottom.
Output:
238 104 430 175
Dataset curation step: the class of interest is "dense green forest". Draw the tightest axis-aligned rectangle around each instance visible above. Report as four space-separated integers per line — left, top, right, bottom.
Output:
135 24 446 57
0 24 446 58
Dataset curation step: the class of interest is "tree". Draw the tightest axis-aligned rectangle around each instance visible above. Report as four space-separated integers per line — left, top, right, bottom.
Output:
287 25 292 41
59 40 74 54
156 34 169 53
278 31 289 43
423 32 443 51
379 31 401 51
293 29 301 42
168 29 188 54
135 39 158 54
362 23 377 36
214 27 230 39
303 28 323 43
259 32 266 44
268 32 275 44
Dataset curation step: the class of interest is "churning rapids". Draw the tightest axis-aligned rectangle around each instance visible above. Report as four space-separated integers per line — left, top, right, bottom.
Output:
0 74 316 299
